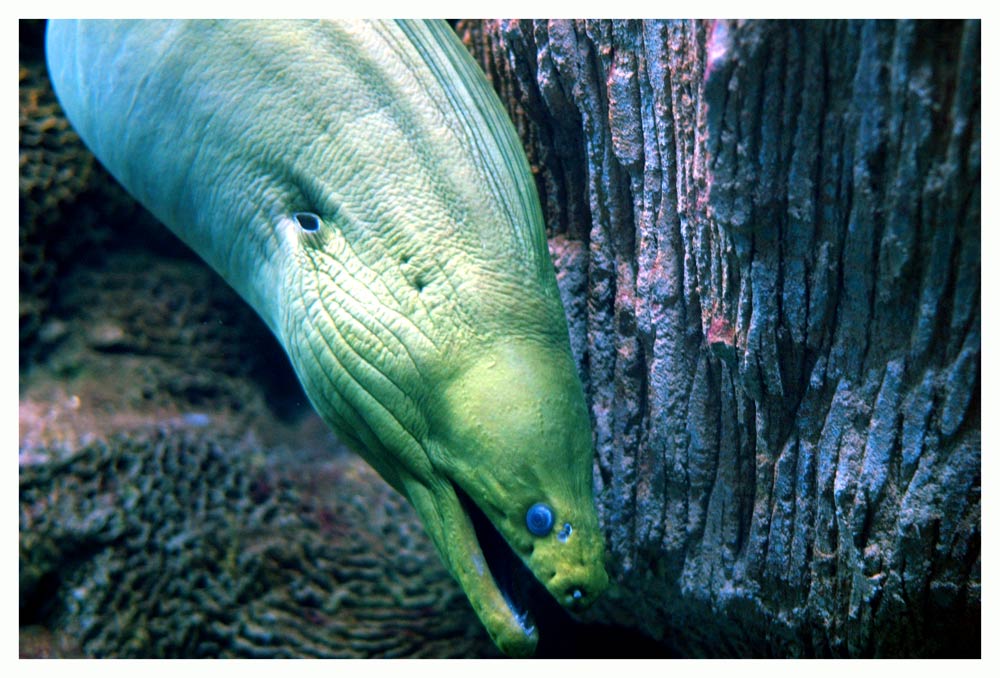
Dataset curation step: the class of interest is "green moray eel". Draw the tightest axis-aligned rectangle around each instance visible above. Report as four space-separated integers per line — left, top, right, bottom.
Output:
46 20 608 656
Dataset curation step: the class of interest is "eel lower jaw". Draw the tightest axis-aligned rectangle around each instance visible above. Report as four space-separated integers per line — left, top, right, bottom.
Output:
404 474 540 656
453 484 542 640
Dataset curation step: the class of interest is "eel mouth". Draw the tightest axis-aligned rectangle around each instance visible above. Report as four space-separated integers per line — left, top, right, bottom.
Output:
453 483 548 640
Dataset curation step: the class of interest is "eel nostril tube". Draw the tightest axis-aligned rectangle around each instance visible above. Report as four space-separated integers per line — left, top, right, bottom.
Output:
564 587 585 606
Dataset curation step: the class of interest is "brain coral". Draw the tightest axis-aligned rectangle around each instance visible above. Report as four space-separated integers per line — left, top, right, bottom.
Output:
20 429 500 658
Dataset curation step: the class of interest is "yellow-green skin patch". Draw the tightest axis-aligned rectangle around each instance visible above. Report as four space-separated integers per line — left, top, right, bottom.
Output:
46 19 608 656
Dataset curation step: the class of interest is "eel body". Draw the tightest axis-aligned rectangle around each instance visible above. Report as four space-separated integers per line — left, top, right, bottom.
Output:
45 19 608 656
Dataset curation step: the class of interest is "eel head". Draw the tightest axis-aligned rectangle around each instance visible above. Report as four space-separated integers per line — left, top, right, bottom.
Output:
409 341 609 656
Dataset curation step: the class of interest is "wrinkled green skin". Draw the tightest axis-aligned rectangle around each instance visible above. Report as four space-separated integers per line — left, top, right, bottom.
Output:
46 20 608 656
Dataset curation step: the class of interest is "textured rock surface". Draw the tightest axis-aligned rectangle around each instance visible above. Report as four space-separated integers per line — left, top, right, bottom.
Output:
457 19 980 657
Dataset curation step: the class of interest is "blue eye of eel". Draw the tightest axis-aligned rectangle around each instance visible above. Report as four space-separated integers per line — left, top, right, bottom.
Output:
525 503 555 536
